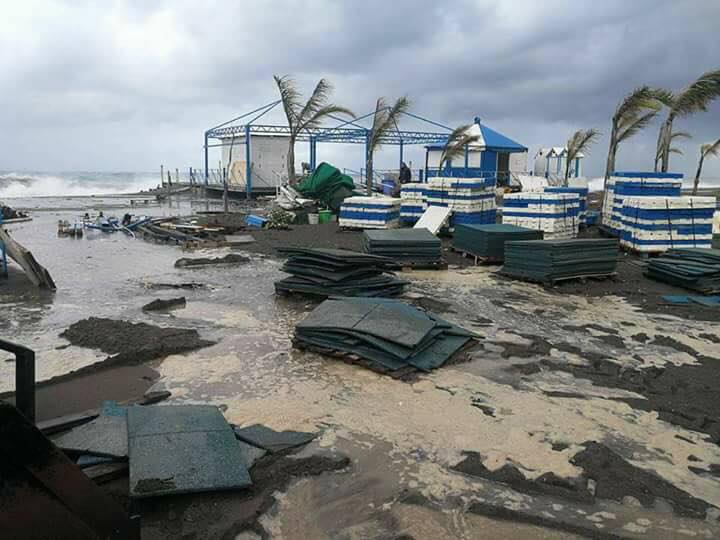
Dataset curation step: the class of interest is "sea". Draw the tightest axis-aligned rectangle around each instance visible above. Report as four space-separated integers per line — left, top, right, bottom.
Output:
0 171 163 199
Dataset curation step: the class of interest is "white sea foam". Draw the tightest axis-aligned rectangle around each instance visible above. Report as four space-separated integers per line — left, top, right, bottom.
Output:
0 172 159 198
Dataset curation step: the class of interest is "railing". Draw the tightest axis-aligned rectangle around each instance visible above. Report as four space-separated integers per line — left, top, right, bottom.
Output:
0 339 35 423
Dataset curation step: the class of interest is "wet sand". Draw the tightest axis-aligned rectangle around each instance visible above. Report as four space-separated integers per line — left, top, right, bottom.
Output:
2 193 720 538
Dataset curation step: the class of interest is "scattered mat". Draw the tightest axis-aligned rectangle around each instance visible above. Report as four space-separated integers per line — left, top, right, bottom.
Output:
275 247 407 298
501 239 619 283
127 405 252 498
54 414 128 459
233 424 317 454
294 297 476 375
453 223 542 260
175 253 250 268
645 248 720 294
362 229 443 266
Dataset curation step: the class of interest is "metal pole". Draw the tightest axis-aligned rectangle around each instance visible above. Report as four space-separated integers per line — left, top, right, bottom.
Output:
175 168 179 185
399 140 404 170
160 165 164 187
0 339 36 423
204 132 210 185
245 125 252 199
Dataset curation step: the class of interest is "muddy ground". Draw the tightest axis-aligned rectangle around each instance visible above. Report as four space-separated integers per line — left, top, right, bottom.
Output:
245 222 720 322
4 198 720 539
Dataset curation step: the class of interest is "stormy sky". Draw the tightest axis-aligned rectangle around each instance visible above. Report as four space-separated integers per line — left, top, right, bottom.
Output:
1 0 719 180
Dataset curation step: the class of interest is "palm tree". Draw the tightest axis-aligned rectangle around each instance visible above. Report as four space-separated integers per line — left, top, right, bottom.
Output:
604 87 668 181
365 96 411 195
437 124 481 171
655 69 720 172
274 75 355 185
565 129 601 183
692 139 720 195
654 130 692 170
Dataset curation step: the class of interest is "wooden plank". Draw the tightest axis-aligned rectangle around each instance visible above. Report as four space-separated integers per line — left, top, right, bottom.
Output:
0 227 56 289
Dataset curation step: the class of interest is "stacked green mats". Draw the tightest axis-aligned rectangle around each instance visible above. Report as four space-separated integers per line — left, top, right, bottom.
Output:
501 239 619 282
275 248 408 297
362 229 442 265
645 249 720 294
293 297 476 376
453 224 543 260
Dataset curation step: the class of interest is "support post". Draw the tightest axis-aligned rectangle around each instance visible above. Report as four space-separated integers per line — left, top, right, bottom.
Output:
160 165 164 187
464 144 469 169
245 125 252 199
204 132 209 185
175 168 179 185
0 339 35 423
399 139 404 170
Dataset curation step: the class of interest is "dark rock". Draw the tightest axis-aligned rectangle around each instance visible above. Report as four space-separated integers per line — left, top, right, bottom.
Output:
142 297 187 312
60 317 214 366
174 253 250 268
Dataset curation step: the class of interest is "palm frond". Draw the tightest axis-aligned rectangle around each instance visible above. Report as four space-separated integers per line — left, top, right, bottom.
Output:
297 78 333 127
567 128 601 162
670 130 692 141
672 69 720 117
702 138 720 158
617 111 657 143
615 86 665 121
668 147 683 156
300 104 355 132
368 96 410 151
274 75 302 130
438 125 481 169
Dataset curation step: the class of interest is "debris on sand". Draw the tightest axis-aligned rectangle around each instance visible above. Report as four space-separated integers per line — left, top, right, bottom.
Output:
0 227 56 289
143 281 210 290
274 247 407 298
174 253 250 268
293 297 476 377
142 297 187 312
453 442 715 519
233 424 316 454
60 317 214 365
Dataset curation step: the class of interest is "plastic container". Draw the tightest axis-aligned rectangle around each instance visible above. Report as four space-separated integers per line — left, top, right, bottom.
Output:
308 213 319 225
318 210 333 224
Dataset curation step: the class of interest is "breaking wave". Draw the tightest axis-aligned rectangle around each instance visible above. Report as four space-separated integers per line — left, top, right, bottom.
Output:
0 172 160 198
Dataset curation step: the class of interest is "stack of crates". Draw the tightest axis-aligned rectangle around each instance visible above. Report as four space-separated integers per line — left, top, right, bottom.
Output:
619 196 716 252
602 172 682 235
502 192 580 239
425 176 496 227
338 196 401 229
399 183 427 225
545 178 589 225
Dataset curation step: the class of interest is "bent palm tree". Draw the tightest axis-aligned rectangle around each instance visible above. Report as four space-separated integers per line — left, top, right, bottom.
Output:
274 76 355 184
565 129 600 183
437 124 481 171
605 86 668 181
365 96 411 195
692 139 720 195
655 130 691 169
655 69 720 172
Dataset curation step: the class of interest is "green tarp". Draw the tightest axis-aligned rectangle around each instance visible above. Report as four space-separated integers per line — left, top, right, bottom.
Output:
296 162 355 212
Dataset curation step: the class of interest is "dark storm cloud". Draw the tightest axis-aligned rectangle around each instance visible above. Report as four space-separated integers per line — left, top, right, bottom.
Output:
0 0 718 178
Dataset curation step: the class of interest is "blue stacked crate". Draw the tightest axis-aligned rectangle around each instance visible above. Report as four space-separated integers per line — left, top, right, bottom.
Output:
619 196 716 253
425 176 496 227
502 192 580 239
544 183 588 225
400 183 427 225
602 172 682 236
338 196 401 229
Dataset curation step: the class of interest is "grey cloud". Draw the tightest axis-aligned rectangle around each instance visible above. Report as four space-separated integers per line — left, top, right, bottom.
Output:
0 0 718 178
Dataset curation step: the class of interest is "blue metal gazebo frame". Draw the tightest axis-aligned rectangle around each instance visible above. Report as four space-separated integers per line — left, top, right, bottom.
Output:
203 101 453 196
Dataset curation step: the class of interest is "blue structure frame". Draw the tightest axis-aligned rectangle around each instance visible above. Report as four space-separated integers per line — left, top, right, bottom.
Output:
204 100 455 196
